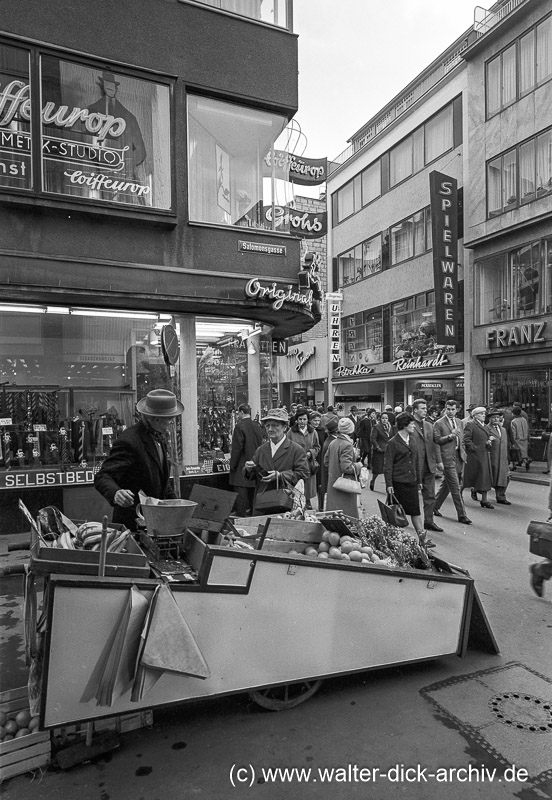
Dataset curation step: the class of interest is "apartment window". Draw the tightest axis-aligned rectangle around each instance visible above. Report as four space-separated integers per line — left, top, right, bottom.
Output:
390 207 432 265
187 95 287 229
333 160 380 224
184 0 289 29
392 291 437 359
487 127 552 217
389 102 454 188
361 160 381 205
343 310 383 367
487 14 552 116
475 238 552 324
337 179 355 221
338 234 382 287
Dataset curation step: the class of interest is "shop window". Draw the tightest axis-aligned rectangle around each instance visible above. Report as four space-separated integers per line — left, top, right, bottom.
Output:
511 242 543 317
0 43 32 190
391 291 439 359
342 310 383 367
488 369 550 437
475 252 509 325
187 95 287 230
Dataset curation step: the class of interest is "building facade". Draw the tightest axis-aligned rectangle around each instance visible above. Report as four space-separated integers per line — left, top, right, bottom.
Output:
0 0 318 528
463 0 552 458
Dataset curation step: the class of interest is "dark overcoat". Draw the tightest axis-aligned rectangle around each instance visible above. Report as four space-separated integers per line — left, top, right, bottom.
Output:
370 421 393 475
94 421 175 530
229 417 263 488
244 437 310 514
462 420 493 491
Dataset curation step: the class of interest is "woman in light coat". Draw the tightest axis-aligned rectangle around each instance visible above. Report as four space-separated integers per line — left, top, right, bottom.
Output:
324 417 362 517
287 407 320 508
510 405 530 471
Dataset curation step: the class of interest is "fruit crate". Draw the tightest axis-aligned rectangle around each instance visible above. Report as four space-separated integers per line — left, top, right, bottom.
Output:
232 516 324 543
0 686 51 783
51 709 153 749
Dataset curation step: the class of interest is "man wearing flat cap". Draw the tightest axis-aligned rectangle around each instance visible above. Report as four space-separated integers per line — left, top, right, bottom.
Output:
243 408 309 515
95 389 183 530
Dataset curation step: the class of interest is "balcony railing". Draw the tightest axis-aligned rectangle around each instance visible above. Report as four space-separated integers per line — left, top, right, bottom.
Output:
474 0 525 36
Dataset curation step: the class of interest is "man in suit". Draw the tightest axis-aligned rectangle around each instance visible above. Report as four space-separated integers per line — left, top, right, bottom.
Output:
411 399 443 533
432 399 472 524
94 389 182 530
229 403 263 516
347 406 361 443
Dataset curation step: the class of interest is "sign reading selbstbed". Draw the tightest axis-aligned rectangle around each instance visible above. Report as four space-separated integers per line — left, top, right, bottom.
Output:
430 171 459 349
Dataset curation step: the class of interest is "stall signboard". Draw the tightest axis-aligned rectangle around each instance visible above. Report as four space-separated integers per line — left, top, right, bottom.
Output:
334 364 375 377
0 468 95 489
0 43 172 209
261 205 327 239
485 322 546 348
430 171 459 348
262 150 327 185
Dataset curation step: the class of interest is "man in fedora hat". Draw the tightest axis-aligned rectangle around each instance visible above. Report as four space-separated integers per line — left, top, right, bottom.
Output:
94 389 183 530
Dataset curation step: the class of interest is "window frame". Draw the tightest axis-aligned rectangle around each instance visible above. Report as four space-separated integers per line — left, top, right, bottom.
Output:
337 232 382 287
390 206 432 266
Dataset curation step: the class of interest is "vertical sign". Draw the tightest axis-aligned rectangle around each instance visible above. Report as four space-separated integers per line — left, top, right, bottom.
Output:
429 171 459 347
329 301 342 363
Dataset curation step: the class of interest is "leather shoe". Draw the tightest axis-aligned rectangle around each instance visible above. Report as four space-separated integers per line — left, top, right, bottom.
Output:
480 501 494 509
496 499 511 505
458 515 472 524
529 564 544 598
433 508 442 517
470 490 478 501
424 521 444 532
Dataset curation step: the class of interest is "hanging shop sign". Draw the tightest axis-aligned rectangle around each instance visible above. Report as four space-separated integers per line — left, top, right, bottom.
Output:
238 240 286 256
261 205 327 239
161 324 179 366
0 44 172 209
287 346 316 372
334 364 375 377
393 353 449 371
262 150 327 185
329 300 342 364
269 339 288 356
244 278 313 311
416 382 443 390
485 322 546 348
429 171 459 348
0 468 95 490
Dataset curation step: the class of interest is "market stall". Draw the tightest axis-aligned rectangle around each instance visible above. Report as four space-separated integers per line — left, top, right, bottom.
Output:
1 489 498 779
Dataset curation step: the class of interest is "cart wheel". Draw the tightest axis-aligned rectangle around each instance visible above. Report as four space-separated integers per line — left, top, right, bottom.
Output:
250 679 323 711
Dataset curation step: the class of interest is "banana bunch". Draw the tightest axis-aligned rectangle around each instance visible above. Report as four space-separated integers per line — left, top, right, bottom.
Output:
52 521 130 553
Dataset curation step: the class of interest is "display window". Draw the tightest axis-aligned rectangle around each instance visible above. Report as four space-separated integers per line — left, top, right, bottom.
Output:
392 291 446 359
342 310 383 366
474 237 552 324
488 368 551 437
0 305 266 475
187 94 288 229
0 41 173 210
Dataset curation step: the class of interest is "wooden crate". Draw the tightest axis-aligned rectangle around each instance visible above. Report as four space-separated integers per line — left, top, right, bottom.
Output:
0 686 50 783
233 516 323 543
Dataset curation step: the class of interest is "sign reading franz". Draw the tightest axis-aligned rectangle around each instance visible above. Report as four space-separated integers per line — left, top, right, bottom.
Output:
262 150 327 185
429 171 459 348
486 321 546 348
0 52 172 210
244 279 313 311
261 205 327 239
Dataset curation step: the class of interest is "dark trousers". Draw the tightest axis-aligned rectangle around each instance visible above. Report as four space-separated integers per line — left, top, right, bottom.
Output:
420 469 436 524
435 454 466 518
232 485 255 516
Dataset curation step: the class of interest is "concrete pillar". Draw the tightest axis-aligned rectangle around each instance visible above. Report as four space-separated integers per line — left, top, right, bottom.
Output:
176 314 198 466
247 337 261 419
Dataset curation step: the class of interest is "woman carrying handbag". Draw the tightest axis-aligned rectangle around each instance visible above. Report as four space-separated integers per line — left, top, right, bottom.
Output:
324 417 362 517
383 412 433 546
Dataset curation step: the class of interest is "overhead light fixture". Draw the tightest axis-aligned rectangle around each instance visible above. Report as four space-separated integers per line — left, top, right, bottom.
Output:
0 304 45 314
46 306 70 314
148 330 159 346
248 342 256 356
70 308 158 320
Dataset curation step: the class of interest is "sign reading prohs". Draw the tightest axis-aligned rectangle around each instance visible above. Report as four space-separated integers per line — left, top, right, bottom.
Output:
430 171 459 348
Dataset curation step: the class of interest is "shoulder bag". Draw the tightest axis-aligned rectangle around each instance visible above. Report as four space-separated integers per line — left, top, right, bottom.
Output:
378 491 409 528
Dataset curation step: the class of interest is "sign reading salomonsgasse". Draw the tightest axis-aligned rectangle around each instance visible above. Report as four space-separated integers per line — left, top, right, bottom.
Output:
0 42 172 209
429 171 459 348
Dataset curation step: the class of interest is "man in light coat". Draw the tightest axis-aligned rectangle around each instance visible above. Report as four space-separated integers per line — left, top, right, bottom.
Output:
411 399 443 533
433 399 472 524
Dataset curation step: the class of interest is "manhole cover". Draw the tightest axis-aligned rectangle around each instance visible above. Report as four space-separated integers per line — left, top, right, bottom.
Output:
489 692 552 733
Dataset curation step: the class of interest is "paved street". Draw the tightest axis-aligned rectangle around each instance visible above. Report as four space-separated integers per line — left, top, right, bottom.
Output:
1 476 551 800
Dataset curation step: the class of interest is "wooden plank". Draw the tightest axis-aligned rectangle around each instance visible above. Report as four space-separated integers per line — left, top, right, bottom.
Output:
0 739 50 766
0 684 51 782
0 753 50 782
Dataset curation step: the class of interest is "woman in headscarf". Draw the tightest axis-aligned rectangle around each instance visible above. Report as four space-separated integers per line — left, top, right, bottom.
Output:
324 417 362 517
462 406 495 508
287 407 320 509
369 410 393 491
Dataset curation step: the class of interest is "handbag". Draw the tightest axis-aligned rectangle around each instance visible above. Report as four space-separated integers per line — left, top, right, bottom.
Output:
527 520 552 560
378 491 409 528
359 466 370 489
333 473 362 495
309 457 319 475
253 473 294 515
